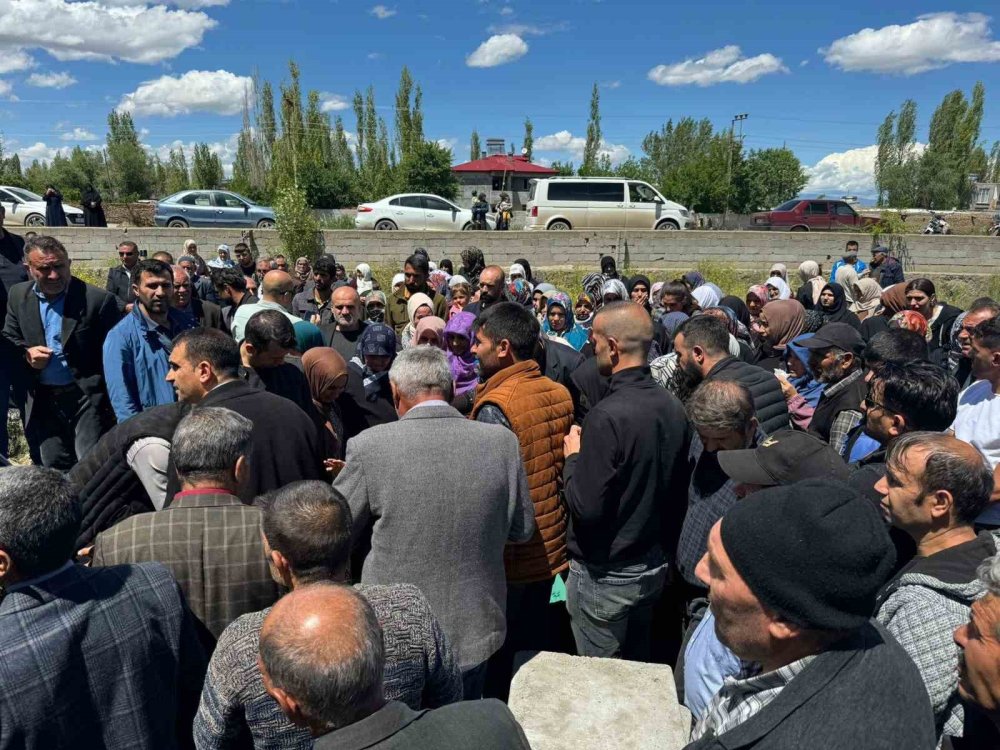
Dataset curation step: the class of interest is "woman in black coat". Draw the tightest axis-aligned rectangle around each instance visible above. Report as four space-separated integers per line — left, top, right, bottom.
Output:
81 185 107 227
43 186 67 227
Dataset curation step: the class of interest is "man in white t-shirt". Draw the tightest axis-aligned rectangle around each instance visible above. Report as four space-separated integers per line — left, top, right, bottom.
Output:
951 317 1000 526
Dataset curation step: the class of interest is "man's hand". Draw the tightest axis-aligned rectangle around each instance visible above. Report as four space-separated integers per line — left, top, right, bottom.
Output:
324 459 346 477
563 425 582 458
310 313 322 326
25 346 53 370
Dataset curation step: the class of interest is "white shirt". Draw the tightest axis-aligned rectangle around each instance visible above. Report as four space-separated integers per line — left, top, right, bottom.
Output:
952 379 1000 525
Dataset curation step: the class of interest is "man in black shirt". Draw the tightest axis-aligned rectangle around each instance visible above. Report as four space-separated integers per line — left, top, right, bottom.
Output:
105 241 140 312
320 286 368 361
0 205 26 458
239 310 313 415
562 302 689 660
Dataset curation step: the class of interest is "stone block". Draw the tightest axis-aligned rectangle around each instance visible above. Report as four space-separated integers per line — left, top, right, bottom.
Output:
508 651 691 750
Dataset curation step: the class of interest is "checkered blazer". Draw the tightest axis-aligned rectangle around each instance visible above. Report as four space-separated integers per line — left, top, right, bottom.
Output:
92 490 280 640
0 562 207 749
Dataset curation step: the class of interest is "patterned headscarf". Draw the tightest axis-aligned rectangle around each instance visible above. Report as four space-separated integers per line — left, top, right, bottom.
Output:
506 278 532 306
353 323 397 401
889 310 929 339
582 272 605 309
460 246 485 286
543 292 589 351
601 278 629 302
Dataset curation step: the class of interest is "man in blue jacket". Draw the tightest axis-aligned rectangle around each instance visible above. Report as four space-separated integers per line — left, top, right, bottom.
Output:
103 258 197 422
828 240 868 283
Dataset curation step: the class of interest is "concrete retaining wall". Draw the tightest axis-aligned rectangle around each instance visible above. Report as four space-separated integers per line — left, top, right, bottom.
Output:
33 226 1000 276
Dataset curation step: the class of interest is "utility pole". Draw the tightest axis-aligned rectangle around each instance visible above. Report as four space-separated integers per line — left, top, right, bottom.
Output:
724 113 748 229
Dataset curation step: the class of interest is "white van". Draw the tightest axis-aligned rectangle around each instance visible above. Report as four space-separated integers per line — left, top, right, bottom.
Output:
523 177 694 231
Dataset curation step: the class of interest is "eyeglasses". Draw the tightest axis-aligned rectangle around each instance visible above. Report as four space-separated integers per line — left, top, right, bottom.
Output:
863 393 893 413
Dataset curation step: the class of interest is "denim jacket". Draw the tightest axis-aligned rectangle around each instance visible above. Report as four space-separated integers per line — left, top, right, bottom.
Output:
103 304 196 422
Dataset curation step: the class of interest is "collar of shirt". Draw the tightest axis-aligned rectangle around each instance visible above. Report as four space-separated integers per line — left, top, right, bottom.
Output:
32 284 65 304
824 368 863 399
409 399 449 410
174 487 232 498
4 560 74 594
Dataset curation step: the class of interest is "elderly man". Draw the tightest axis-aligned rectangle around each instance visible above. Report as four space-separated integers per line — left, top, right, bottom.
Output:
335 346 535 699
92 407 279 639
105 240 140 311
321 285 369 361
3 235 120 468
563 302 688 660
798 322 868 453
171 265 226 332
684 479 936 749
195 480 463 749
464 264 506 319
178 253 217 304
165 327 324 503
954 554 1000 745
953 300 1000 388
258 584 531 749
292 256 311 293
0 202 27 459
870 245 904 287
0 466 208 748
874 433 997 743
104 258 197 422
386 253 448 333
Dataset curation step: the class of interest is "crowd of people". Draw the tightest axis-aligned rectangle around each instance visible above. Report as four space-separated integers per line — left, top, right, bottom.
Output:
1 219 1000 750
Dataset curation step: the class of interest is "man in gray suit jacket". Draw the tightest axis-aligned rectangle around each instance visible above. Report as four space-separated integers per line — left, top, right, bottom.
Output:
334 346 535 700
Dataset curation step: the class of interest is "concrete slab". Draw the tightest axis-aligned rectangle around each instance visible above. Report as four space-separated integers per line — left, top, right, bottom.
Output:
508 651 691 750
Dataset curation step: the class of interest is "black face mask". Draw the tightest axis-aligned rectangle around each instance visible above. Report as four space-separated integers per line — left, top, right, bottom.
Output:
367 307 385 323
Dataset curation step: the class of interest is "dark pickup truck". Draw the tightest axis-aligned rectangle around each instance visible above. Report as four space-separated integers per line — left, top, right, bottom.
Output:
752 199 881 231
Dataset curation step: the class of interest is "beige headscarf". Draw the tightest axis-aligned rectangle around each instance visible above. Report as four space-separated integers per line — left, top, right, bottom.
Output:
850 278 882 316
835 265 860 304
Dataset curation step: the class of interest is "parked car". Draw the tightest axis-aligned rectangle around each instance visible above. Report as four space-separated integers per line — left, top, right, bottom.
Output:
0 186 85 226
154 190 276 229
523 177 693 231
751 199 881 231
355 193 494 231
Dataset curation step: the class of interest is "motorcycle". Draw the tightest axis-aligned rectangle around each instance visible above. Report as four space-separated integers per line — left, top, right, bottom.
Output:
922 213 952 235
989 213 1000 237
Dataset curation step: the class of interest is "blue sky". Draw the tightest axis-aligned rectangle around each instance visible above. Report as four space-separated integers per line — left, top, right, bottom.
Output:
1 1 998 200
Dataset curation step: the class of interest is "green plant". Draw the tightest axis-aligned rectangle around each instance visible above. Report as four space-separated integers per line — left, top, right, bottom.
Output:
274 185 323 260
320 213 357 230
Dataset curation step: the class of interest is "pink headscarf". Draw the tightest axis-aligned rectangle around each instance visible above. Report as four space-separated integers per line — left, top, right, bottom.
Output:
414 316 446 348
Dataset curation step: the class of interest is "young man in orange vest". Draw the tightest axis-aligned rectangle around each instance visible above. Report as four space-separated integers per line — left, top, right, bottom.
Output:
472 302 574 699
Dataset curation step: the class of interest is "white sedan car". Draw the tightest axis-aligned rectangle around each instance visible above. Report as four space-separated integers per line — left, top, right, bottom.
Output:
355 193 494 231
0 186 85 226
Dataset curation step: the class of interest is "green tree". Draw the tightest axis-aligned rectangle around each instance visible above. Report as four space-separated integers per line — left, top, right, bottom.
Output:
106 110 153 199
191 143 223 189
549 160 575 176
164 147 190 194
398 140 459 199
260 80 277 154
470 130 481 161
640 117 736 212
579 83 602 175
987 141 1000 182
274 185 322 259
352 85 394 200
523 118 533 161
874 99 919 208
231 71 272 202
613 157 649 180
393 67 423 163
735 147 807 211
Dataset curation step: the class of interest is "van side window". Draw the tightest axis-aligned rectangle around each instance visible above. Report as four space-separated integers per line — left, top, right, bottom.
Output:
629 183 658 203
586 182 624 202
547 182 589 201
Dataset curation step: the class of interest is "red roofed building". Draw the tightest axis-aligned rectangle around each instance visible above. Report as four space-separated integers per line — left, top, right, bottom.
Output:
452 139 558 209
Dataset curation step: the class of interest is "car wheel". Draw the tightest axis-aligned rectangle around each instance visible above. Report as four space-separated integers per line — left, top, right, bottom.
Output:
167 218 189 228
375 219 397 231
656 220 679 230
548 220 571 231
256 219 275 229
462 222 474 231
790 225 809 232
25 214 45 227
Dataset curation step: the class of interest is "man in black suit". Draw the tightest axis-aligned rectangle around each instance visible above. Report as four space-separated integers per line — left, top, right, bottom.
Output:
0 204 27 458
165 327 324 503
3 235 120 468
171 265 227 332
105 240 140 312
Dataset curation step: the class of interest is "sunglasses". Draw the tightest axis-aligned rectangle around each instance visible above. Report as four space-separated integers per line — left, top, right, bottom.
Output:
863 393 892 413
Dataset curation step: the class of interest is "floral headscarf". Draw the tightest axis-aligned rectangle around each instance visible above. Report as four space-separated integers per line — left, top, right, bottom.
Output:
414 316 446 348
507 278 532 306
460 246 485 286
747 285 770 310
582 272 605 309
542 292 589 352
889 310 929 339
365 290 388 324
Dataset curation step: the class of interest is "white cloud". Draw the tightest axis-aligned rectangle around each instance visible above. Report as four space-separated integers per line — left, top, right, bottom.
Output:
367 52 383 60
0 0 218 64
805 143 926 196
601 80 621 89
435 138 458 151
60 127 97 142
147 133 240 177
0 49 35 74
320 93 349 112
487 21 568 36
26 71 76 89
370 4 395 19
648 45 788 86
822 12 1000 74
15 142 70 163
99 0 228 6
0 80 12 99
534 129 629 165
499 5 513 15
466 34 528 67
118 70 251 117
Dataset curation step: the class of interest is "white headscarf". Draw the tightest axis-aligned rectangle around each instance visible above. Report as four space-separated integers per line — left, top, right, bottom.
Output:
355 263 374 295
765 277 791 300
692 285 720 309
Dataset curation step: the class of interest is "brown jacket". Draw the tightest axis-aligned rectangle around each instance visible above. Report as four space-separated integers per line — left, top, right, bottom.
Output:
472 360 573 583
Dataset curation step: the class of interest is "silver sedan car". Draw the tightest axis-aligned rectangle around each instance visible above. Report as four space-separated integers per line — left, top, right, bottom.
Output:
355 193 494 231
154 190 276 229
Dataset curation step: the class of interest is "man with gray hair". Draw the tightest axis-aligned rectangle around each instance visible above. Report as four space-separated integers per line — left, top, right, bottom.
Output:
259 583 531 749
196 480 463 749
92 406 280 639
874 432 998 743
335 345 535 699
954 554 1000 745
0 465 208 748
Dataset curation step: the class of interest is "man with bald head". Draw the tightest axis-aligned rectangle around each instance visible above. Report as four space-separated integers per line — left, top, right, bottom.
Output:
464 265 506 319
874 432 999 742
562 300 689 659
321 285 369 361
231 269 322 350
259 583 532 749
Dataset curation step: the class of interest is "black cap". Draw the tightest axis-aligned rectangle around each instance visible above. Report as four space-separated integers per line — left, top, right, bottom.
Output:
718 430 851 487
871 245 889 256
796 322 865 355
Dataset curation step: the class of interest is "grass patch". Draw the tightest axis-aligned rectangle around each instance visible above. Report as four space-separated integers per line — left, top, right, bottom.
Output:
319 214 357 230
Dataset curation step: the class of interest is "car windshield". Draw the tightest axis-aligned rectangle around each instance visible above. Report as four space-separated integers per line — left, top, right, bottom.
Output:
230 192 256 205
7 188 43 202
775 199 801 211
